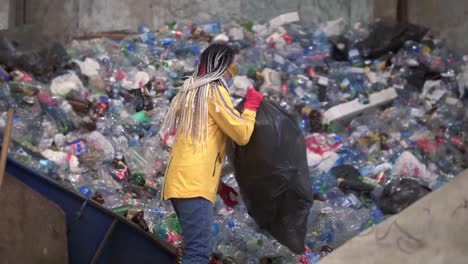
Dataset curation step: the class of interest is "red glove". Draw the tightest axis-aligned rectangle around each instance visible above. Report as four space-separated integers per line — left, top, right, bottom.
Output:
218 182 239 207
243 87 263 112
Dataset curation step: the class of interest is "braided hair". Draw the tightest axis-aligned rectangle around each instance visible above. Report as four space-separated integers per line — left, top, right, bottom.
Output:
162 43 235 151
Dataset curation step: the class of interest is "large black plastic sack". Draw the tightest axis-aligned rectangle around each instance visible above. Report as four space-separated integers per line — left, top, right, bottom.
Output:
230 100 313 254
378 178 431 215
355 21 428 60
0 27 69 83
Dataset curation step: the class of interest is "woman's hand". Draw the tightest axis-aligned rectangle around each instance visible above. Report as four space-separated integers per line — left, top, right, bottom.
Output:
218 182 239 207
243 87 264 112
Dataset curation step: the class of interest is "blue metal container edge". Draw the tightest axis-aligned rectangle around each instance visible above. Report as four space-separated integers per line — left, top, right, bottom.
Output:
5 156 177 262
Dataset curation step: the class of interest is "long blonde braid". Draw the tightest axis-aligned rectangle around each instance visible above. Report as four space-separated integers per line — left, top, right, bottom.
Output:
161 43 235 151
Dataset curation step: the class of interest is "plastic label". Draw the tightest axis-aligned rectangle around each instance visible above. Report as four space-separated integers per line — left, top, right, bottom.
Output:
67 139 88 155
306 133 342 155
317 76 329 87
348 49 360 58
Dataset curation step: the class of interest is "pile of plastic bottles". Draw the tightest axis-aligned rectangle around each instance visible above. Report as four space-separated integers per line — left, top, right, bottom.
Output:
0 13 467 263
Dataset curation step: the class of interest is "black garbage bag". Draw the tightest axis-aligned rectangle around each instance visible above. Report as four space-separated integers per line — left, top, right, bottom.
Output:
129 88 154 112
405 63 442 91
329 35 351 61
230 100 313 254
0 28 69 83
378 178 431 215
331 165 375 196
355 20 428 60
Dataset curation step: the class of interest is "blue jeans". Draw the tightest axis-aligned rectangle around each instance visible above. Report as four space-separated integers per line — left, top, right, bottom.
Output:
171 197 214 264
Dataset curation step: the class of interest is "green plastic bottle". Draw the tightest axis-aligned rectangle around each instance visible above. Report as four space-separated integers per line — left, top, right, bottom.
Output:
132 111 149 124
111 204 133 216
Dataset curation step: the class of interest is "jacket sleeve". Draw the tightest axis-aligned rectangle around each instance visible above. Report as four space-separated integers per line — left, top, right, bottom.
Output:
208 85 257 146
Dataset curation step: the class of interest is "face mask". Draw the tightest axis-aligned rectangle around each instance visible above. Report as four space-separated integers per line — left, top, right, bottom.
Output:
227 64 238 77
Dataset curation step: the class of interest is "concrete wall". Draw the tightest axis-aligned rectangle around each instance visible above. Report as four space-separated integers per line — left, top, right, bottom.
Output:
407 0 468 54
370 0 398 21
16 0 371 38
6 1 468 54
24 0 79 38
0 0 9 30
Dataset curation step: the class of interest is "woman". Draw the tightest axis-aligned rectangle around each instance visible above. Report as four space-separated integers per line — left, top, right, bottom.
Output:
161 43 263 263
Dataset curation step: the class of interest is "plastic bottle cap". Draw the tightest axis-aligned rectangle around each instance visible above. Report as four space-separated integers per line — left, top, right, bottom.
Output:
78 186 92 198
228 220 235 228
100 96 109 103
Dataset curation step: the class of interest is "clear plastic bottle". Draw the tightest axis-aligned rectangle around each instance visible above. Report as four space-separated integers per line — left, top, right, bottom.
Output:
37 92 73 134
60 100 82 129
348 48 364 67
216 220 247 261
85 131 115 162
124 147 147 177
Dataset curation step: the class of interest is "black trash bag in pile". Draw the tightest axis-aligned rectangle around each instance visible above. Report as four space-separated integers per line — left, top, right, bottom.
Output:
329 35 351 62
0 28 69 83
404 62 442 91
355 20 429 60
378 178 431 215
331 165 375 196
229 100 313 254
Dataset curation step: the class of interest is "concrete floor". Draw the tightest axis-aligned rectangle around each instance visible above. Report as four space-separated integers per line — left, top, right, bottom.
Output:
0 174 68 264
321 169 468 264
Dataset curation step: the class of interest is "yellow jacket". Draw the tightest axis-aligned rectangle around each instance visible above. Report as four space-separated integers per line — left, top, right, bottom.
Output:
162 84 256 204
